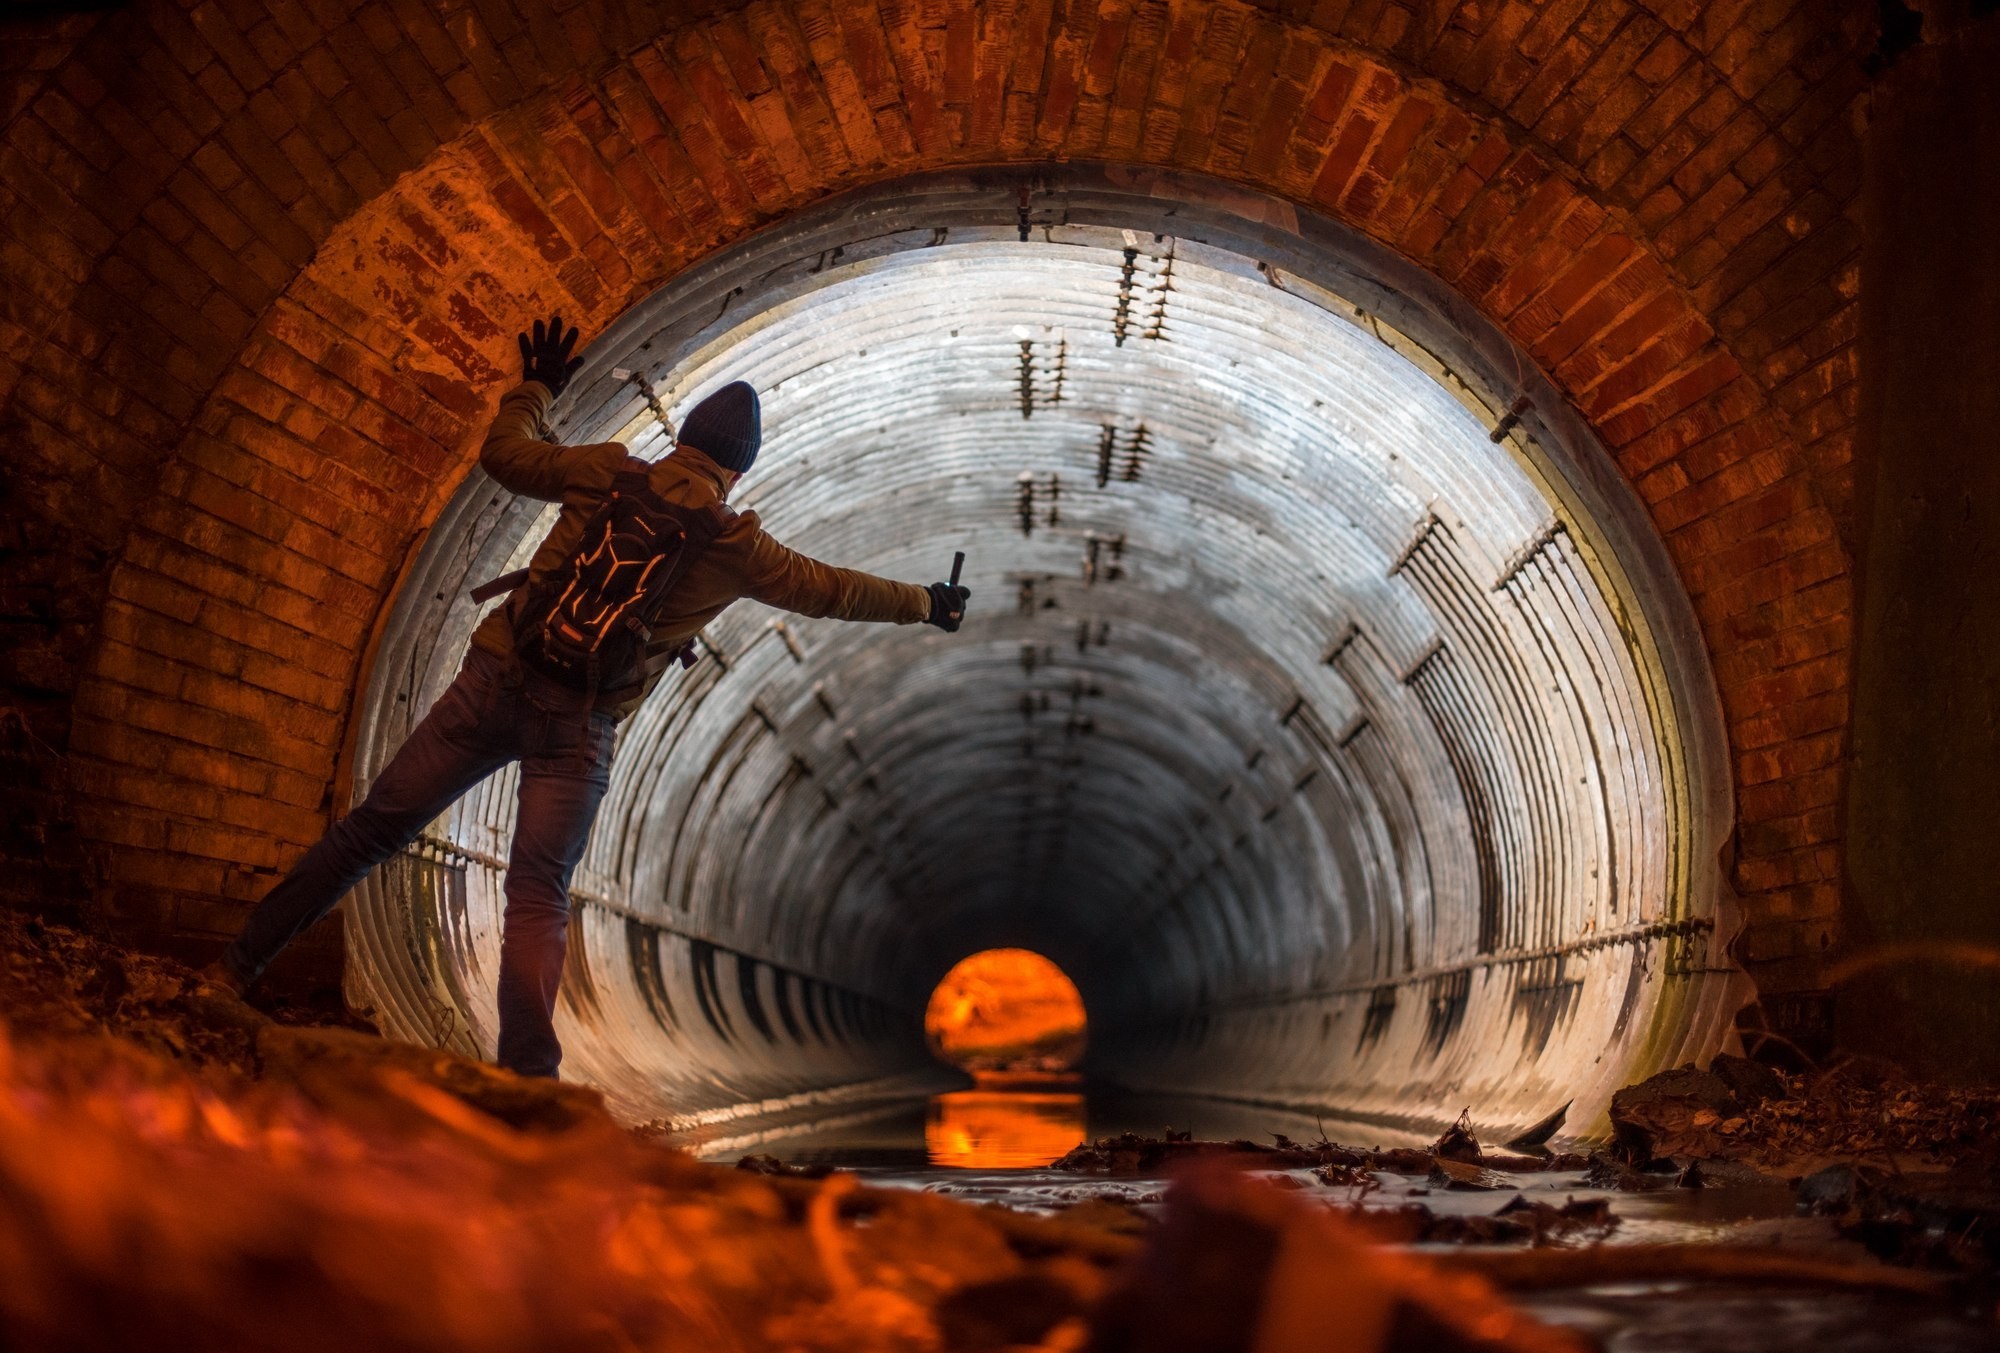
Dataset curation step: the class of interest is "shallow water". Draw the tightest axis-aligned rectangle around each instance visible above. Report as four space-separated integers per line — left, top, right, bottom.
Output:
695 1074 1421 1171
696 1080 2000 1352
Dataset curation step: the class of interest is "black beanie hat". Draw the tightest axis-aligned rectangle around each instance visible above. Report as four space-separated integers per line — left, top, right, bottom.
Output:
679 381 762 474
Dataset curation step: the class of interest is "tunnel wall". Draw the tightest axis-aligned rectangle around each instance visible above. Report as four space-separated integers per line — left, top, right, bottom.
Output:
328 170 1741 1130
1842 14 2000 1081
0 0 1871 1052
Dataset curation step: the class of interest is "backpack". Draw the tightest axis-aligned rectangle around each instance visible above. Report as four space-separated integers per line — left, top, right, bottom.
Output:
476 466 729 696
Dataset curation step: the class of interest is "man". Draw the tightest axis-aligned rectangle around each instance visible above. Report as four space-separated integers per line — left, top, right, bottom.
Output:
204 315 970 1078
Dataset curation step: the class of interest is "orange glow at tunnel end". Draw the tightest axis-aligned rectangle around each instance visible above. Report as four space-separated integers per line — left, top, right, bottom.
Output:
923 949 1087 1074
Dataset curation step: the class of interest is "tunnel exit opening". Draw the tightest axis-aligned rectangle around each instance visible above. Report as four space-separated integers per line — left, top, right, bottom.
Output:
340 165 1744 1141
925 949 1088 1076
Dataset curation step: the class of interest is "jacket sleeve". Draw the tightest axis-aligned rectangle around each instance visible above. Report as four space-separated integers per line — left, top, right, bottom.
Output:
736 515 932 625
479 381 623 502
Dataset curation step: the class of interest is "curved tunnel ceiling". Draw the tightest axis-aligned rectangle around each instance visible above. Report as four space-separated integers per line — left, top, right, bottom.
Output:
344 170 1744 1137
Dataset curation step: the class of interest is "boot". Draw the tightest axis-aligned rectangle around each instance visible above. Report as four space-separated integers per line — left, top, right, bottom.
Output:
196 959 245 998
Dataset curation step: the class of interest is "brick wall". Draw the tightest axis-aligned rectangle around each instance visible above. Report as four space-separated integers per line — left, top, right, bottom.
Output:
0 0 1876 998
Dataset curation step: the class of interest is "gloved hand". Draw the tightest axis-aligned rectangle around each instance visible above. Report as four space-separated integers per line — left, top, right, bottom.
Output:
926 582 970 632
517 314 583 397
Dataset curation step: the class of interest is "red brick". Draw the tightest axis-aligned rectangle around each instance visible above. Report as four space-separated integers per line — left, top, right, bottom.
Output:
1 0 1870 976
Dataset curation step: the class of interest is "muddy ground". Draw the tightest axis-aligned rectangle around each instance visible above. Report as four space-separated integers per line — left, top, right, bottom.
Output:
0 911 1993 1352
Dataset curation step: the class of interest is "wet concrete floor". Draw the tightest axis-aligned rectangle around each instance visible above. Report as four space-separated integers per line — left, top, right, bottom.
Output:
695 1078 2000 1351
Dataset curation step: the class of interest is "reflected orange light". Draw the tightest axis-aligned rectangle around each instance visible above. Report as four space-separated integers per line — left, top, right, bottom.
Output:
923 948 1086 1072
926 1090 1086 1169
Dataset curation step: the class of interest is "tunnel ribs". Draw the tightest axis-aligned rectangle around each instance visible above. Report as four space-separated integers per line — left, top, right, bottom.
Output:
1121 426 1150 483
1064 620 1112 652
1112 242 1175 345
1397 520 1610 957
613 367 674 439
1143 245 1176 341
626 918 678 1031
769 619 805 663
334 185 1709 1136
383 840 475 1054
1420 969 1473 1058
1407 646 1507 955
1112 246 1141 344
1009 336 1066 419
1494 525 1630 924
1183 916 1714 1019
690 942 735 1041
1512 955 1584 1058
1092 422 1150 488
1358 984 1398 1051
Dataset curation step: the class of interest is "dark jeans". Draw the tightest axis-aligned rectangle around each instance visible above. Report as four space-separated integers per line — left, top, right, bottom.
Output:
224 646 616 1078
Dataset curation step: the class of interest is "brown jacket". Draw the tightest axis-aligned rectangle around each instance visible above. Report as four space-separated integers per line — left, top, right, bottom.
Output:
470 380 931 717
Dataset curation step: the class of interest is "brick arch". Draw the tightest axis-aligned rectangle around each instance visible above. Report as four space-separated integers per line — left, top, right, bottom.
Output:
5 0 1868 997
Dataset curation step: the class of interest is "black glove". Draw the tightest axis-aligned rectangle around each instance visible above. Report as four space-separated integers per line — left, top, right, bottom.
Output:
925 582 970 632
517 314 583 397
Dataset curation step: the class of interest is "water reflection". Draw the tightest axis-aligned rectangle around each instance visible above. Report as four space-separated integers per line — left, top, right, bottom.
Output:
925 1079 1086 1168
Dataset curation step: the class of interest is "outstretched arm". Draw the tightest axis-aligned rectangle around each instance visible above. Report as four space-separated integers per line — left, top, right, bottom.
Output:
739 525 933 624
479 315 621 502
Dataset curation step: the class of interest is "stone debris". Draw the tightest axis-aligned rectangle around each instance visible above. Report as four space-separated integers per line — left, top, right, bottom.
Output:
1 909 1992 1349
1740 1062 2000 1170
1493 1196 1619 1246
737 1153 836 1180
0 906 1648 1351
1797 1161 2000 1280
1432 1108 1485 1163
1608 1063 1749 1165
1430 1157 1522 1191
1343 1196 1618 1248
1610 1054 1999 1176
1089 1163 1588 1353
1583 1152 1684 1192
1797 1163 1867 1214
1057 1128 1584 1183
1505 1102 1571 1151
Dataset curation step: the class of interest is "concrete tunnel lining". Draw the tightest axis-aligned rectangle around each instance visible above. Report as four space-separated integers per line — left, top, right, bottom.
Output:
340 166 1743 1137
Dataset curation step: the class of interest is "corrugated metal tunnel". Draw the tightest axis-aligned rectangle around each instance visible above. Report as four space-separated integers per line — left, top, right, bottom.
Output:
342 169 1745 1138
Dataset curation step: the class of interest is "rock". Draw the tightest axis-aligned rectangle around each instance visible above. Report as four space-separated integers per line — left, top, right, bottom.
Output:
1413 1205 1535 1245
1608 1065 1743 1164
1493 1195 1618 1244
1432 1109 1484 1163
1479 1152 1569 1173
1584 1152 1680 1192
1797 1163 1864 1215
1827 1162 2000 1275
736 1153 834 1179
1430 1157 1519 1191
1314 1161 1376 1188
1051 1141 1109 1171
1672 1160 1784 1192
1370 1147 1439 1175
1505 1101 1571 1151
1709 1053 1789 1108
1089 1163 1586 1353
